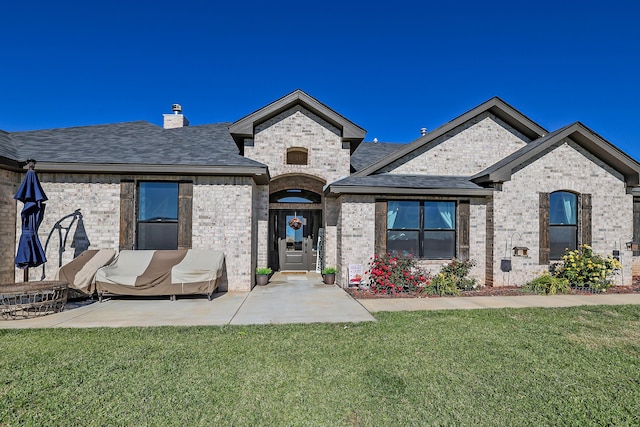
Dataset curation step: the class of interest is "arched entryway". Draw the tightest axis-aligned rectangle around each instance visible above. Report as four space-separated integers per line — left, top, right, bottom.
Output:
268 175 325 271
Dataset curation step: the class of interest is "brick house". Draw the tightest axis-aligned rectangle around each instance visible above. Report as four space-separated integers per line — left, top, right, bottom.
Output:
1 90 639 290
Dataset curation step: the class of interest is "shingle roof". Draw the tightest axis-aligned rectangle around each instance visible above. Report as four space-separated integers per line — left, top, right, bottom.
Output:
0 130 18 160
327 174 493 196
350 141 405 172
9 121 263 168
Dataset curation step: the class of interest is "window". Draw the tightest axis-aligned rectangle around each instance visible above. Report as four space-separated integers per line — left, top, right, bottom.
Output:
269 189 321 204
286 147 308 165
386 201 456 259
549 191 577 259
137 182 179 250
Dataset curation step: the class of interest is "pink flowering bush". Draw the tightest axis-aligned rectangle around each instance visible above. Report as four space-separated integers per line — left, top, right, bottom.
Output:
366 254 431 295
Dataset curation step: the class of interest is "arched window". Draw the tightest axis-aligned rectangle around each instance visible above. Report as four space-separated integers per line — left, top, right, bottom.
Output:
269 189 321 204
286 147 308 165
549 191 577 259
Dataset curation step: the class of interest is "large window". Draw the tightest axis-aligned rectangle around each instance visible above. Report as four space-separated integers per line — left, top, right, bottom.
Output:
386 201 456 259
137 182 179 250
549 191 577 259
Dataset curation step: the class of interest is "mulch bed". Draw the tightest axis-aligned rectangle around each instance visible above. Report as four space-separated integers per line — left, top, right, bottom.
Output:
347 285 640 299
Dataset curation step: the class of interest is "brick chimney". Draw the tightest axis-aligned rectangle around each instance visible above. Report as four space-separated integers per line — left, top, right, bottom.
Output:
163 103 189 129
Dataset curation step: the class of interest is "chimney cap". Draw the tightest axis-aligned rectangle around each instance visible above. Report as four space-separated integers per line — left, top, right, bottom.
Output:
172 104 182 114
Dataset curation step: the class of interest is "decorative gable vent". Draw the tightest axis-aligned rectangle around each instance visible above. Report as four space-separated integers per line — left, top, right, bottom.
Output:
286 147 308 165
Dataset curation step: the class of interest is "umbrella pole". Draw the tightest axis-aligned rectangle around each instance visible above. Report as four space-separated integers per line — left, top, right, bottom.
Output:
23 268 28 282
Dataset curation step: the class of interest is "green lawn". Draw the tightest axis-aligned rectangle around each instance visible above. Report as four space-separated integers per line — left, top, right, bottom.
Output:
2 305 640 426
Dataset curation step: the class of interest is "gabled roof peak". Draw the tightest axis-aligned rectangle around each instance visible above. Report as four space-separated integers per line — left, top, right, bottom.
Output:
228 90 367 150
354 96 548 177
471 121 640 187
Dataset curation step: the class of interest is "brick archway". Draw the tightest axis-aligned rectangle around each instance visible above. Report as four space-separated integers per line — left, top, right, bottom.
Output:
268 174 325 271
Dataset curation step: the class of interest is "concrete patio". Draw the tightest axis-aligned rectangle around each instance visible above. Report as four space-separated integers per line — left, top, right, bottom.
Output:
0 272 376 328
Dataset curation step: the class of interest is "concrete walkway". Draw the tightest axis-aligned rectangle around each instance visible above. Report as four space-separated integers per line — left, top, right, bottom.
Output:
3 275 640 329
0 272 375 329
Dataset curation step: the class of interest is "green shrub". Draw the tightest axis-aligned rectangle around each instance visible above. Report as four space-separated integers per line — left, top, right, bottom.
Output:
256 267 272 275
422 259 477 296
424 272 461 296
525 274 570 295
554 245 621 291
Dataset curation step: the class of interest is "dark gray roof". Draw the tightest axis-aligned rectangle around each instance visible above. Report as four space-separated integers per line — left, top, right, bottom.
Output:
350 141 406 171
0 130 18 160
9 121 263 168
472 122 640 186
327 174 493 196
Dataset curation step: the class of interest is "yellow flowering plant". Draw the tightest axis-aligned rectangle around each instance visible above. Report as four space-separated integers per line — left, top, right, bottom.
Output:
554 245 621 291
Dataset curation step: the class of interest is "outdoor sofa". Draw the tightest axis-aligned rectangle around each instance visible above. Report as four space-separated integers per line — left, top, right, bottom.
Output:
55 249 117 297
94 249 225 301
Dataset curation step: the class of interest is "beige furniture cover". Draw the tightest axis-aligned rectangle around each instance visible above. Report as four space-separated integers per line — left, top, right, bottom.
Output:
55 249 117 295
95 249 224 299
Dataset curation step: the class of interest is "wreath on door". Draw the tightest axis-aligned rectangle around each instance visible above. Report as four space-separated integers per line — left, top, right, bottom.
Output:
289 217 303 230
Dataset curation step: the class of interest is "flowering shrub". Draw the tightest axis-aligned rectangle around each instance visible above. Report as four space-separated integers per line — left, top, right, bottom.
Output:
422 259 478 296
367 254 430 295
553 245 621 291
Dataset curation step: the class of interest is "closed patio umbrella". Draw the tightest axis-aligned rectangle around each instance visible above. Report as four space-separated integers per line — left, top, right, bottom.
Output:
14 160 48 281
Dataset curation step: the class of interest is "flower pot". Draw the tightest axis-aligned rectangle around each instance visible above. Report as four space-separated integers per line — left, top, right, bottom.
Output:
323 273 335 285
256 274 269 286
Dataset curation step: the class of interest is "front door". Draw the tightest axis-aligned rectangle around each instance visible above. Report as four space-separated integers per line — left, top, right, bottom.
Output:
269 209 321 271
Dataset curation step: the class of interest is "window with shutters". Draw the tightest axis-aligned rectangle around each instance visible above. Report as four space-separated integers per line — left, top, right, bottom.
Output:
386 201 456 259
120 181 192 251
549 191 578 260
540 191 589 264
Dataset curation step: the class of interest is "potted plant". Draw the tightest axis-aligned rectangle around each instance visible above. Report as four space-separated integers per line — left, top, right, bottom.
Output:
256 267 272 286
322 267 337 285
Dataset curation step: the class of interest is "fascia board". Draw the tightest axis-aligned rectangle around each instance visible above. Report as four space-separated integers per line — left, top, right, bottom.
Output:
326 185 494 197
31 162 271 184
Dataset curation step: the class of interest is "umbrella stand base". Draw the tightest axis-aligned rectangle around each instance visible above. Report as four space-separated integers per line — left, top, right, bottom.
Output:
1 281 68 320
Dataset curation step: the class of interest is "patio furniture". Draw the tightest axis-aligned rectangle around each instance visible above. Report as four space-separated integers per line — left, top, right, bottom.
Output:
1 281 68 320
95 249 225 301
55 249 117 297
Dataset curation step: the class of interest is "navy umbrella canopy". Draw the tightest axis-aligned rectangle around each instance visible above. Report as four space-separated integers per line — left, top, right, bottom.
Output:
14 161 48 278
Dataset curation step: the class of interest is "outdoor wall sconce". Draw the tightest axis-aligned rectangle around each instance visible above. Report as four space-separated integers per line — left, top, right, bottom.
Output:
512 246 529 257
625 241 638 251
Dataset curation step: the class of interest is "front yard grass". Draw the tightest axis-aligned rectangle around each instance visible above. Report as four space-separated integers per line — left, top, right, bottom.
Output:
2 305 640 426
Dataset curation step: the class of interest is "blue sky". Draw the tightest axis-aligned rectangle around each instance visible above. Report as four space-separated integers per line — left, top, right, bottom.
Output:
1 1 639 160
